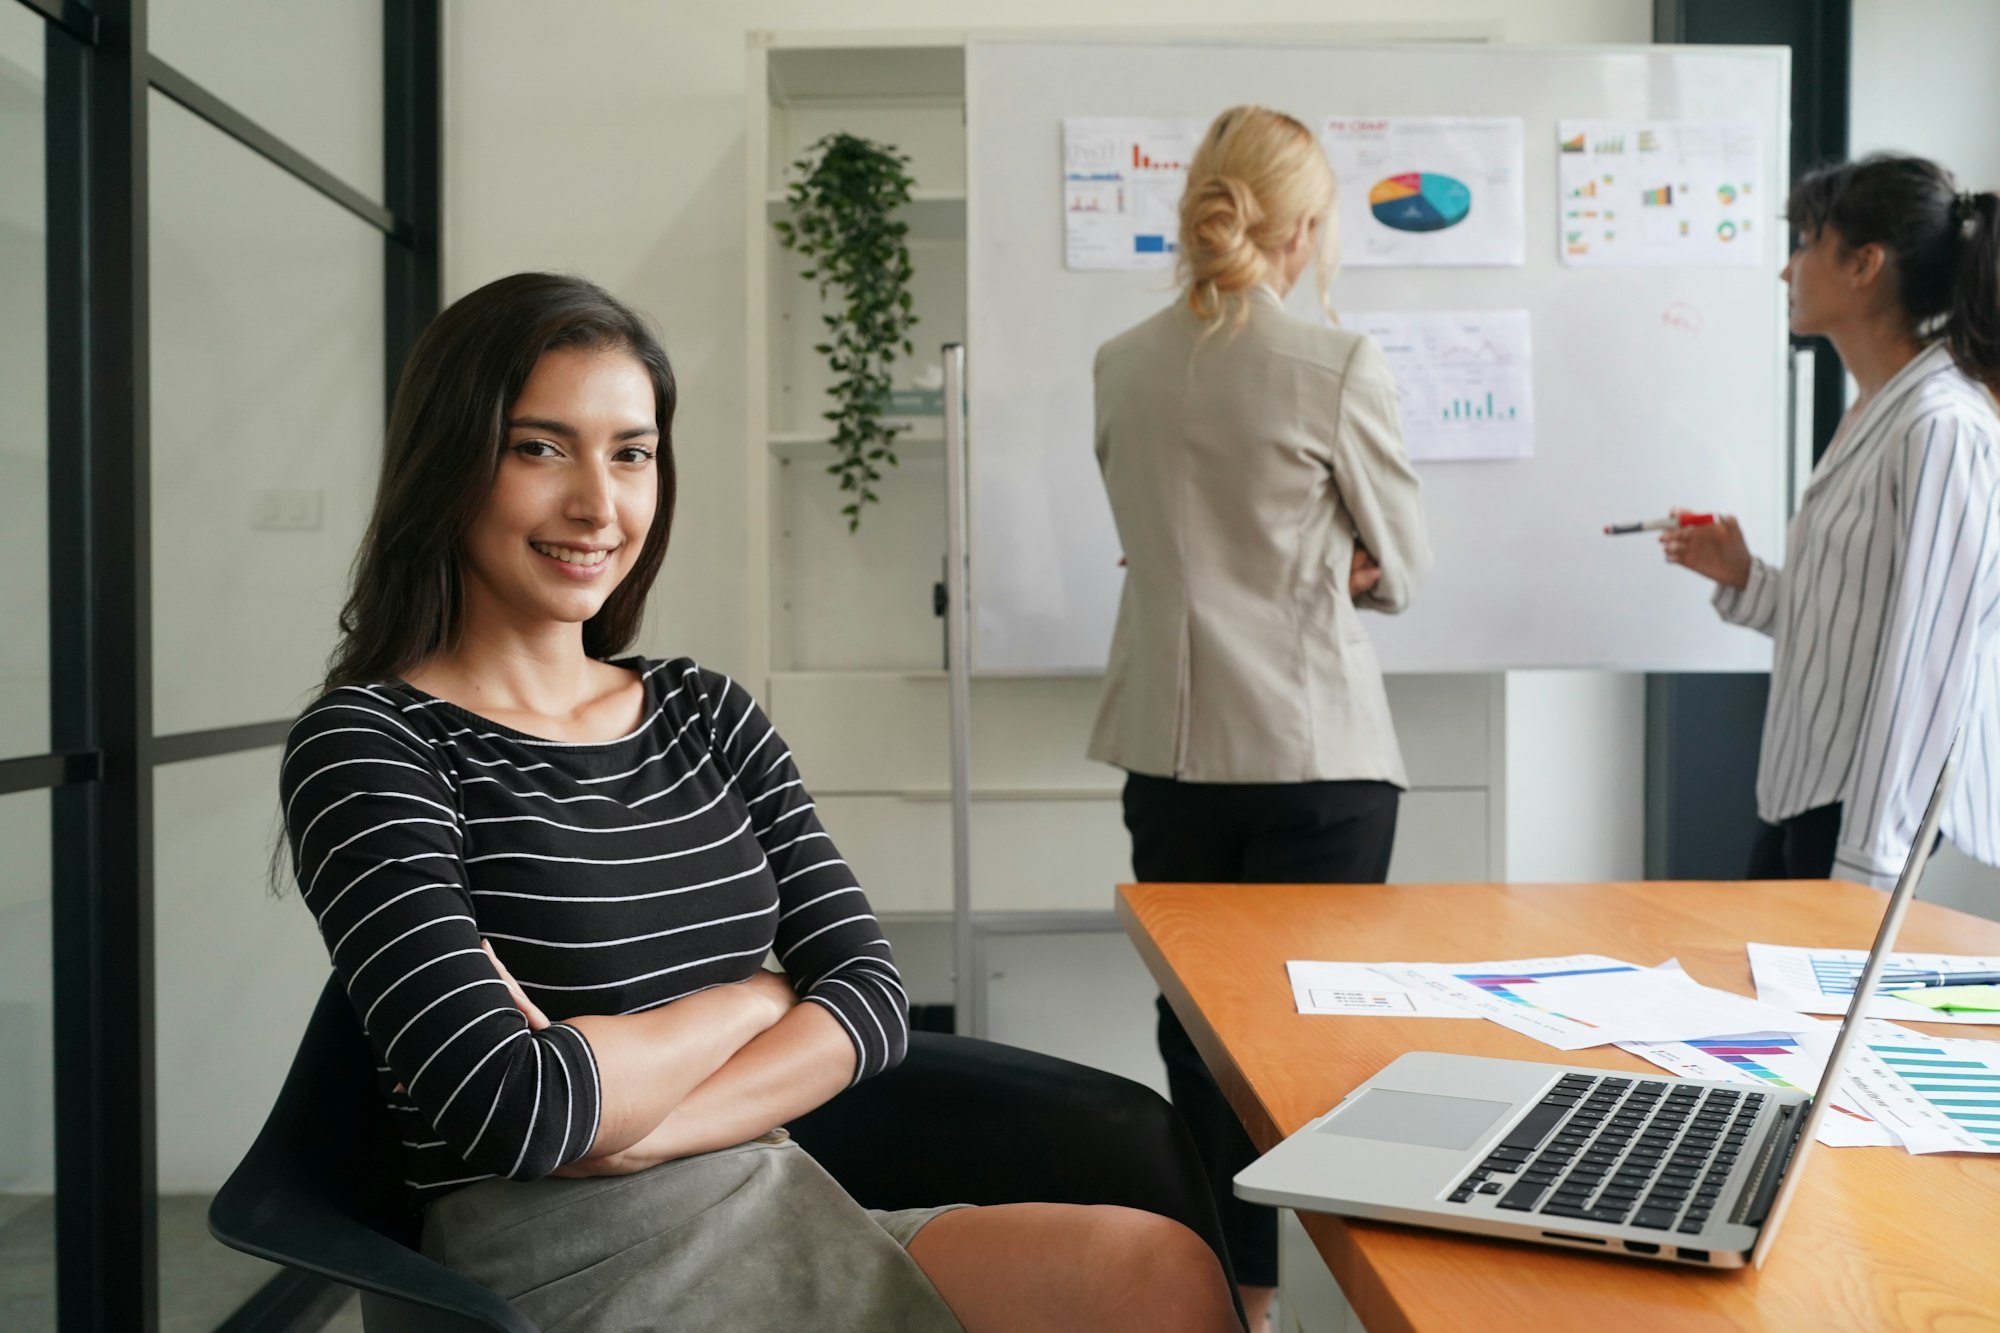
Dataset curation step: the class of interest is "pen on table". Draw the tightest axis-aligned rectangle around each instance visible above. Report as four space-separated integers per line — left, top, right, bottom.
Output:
1604 512 1716 536
1881 970 2000 990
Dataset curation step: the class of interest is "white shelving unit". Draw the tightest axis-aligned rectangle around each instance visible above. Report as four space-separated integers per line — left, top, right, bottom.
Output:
745 31 1509 1033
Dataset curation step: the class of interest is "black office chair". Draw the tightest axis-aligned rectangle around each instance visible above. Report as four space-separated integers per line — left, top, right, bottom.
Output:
210 976 1241 1332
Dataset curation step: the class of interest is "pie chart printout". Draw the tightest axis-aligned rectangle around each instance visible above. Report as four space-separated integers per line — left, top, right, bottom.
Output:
1369 172 1472 233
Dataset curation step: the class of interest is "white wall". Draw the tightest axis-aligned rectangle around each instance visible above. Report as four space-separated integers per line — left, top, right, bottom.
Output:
1504 672 1646 883
1850 0 2000 923
1851 0 2000 193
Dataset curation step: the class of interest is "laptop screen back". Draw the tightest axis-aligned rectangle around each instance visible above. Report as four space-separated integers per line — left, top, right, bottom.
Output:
1749 737 1959 1268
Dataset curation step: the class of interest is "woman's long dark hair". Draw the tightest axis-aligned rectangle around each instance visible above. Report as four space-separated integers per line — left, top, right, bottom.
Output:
325 272 679 692
1787 154 2000 397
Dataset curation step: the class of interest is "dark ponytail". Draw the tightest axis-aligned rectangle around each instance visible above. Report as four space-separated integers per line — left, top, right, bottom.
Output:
1951 190 2000 398
1787 154 2000 397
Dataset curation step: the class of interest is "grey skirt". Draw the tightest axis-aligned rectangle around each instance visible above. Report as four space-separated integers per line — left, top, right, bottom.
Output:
421 1131 967 1331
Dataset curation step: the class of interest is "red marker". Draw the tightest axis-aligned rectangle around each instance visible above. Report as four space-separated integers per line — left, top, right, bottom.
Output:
1604 512 1716 536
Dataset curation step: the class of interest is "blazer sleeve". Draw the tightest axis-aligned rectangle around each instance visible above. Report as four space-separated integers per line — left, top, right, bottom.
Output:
1331 334 1432 613
1835 412 2000 889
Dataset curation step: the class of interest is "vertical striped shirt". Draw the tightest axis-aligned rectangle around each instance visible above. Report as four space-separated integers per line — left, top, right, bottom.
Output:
279 658 908 1206
1713 342 2000 888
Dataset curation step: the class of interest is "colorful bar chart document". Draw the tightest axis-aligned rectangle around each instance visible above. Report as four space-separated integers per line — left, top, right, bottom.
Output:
1061 117 1205 271
1380 955 1654 1049
1844 1032 2000 1154
1556 120 1764 267
1341 310 1534 462
1619 1022 1907 1148
1323 116 1524 266
1747 943 2000 1025
1285 961 1480 1018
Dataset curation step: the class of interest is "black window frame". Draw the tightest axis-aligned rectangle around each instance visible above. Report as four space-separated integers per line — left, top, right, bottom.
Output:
3 1 441 1328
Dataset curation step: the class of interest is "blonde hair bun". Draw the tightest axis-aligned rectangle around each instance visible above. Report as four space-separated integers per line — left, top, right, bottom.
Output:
1177 106 1338 325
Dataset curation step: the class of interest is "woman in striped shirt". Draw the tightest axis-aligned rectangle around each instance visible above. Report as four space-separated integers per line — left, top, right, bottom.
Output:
1665 156 2000 887
281 273 1238 1332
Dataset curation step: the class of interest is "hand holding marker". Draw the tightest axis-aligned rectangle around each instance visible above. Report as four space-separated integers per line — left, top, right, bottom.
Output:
1623 509 1755 591
1604 512 1716 536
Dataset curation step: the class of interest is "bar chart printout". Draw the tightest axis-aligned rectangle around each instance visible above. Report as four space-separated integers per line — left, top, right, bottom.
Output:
1340 309 1535 462
1062 116 1205 270
1747 943 2000 1024
1618 1024 1898 1147
1845 1034 2000 1154
1382 954 1644 1048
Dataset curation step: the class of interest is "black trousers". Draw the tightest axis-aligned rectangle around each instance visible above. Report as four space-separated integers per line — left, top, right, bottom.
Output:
1745 803 1841 879
1121 772 1400 1289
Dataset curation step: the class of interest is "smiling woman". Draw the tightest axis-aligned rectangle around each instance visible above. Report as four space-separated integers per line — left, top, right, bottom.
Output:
324 273 678 699
278 273 1239 1332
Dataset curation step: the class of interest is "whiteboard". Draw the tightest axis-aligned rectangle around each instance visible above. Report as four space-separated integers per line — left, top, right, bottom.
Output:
966 39 1790 673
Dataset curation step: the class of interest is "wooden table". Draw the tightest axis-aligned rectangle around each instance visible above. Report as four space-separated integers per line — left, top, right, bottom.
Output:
1117 880 2000 1333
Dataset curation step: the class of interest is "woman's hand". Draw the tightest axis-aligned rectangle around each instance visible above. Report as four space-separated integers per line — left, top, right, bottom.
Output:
740 968 798 1030
484 939 550 1031
1349 545 1382 600
1660 511 1753 590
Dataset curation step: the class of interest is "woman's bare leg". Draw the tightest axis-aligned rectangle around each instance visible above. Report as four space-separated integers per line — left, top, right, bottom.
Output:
906 1203 1240 1333
1241 1283 1275 1331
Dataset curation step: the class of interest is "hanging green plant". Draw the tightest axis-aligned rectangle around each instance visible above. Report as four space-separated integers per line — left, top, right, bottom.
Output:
773 132 919 531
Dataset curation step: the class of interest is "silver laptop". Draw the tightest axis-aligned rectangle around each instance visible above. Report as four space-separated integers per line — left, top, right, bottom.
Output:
1235 740 1958 1269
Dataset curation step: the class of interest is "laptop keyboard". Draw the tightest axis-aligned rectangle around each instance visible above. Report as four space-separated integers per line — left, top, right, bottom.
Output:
1446 1074 1767 1236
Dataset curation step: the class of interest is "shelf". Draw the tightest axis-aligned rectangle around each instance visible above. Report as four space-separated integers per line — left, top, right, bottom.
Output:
769 669 947 683
766 44 964 105
766 190 964 242
812 787 1121 803
769 430 943 462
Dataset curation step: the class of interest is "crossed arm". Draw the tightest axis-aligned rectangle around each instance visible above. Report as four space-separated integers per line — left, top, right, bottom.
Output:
479 941 855 1176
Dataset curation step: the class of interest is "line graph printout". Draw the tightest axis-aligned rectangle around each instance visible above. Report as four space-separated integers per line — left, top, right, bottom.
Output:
1341 309 1534 461
1556 120 1764 267
1747 943 2000 1025
1062 117 1206 270
1379 955 1649 1049
1618 1023 1910 1148
1323 116 1524 266
1845 1032 2000 1154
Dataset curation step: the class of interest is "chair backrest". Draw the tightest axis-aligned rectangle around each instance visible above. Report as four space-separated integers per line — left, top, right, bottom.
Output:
208 975 538 1333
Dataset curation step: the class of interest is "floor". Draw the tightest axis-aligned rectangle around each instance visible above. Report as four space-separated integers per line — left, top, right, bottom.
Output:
0 1193 296 1332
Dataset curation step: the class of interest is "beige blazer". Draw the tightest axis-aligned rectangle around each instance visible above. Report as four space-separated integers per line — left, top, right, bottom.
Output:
1087 287 1430 785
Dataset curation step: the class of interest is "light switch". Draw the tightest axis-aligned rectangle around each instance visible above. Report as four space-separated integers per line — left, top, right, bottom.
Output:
250 488 323 531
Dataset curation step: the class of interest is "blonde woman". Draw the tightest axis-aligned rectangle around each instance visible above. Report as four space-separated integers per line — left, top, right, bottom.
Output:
1089 106 1431 1327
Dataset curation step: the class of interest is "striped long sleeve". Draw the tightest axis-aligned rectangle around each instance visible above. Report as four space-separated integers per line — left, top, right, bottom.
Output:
1705 342 2000 888
281 698 600 1191
1837 411 2000 887
702 674 909 1081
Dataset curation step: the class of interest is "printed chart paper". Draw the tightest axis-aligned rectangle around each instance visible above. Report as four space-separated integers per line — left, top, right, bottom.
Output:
1521 967 1814 1045
1062 117 1205 271
1844 1031 2000 1154
1556 121 1764 267
1747 943 2000 1025
1342 309 1534 461
1323 117 1524 267
1618 1023 1906 1148
1286 961 1480 1018
1379 955 1654 1050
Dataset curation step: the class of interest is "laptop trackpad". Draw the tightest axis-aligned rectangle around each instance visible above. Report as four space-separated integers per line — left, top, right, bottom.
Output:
1315 1088 1513 1151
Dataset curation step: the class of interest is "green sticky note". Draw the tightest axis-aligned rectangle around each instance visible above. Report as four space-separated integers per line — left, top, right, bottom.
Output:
1887 984 2000 1013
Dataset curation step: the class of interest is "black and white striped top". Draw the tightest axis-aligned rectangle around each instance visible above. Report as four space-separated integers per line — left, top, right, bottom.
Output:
279 658 907 1205
1714 342 2000 887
